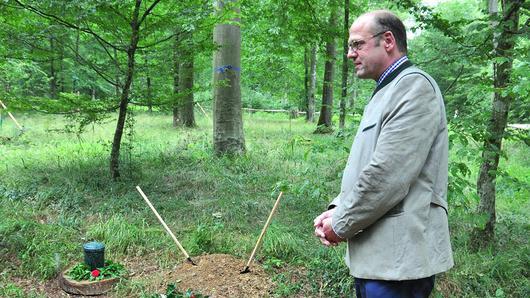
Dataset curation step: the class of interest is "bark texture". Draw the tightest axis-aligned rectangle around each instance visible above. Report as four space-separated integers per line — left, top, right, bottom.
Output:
474 0 521 247
315 7 338 133
212 0 245 155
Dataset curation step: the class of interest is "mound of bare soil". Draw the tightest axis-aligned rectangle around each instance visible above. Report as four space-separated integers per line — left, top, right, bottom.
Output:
167 254 275 298
4 253 277 297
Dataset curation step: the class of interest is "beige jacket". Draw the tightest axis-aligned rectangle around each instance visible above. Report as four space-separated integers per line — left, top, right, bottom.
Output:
330 64 454 280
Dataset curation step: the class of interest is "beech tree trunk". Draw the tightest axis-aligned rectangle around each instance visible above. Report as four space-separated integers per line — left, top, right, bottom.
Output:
213 0 245 155
315 6 338 133
474 0 521 247
339 0 350 130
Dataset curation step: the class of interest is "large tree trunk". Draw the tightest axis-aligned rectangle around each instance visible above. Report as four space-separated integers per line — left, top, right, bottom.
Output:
474 0 521 247
339 0 350 130
180 37 196 128
315 6 338 133
109 0 143 180
306 45 317 123
213 0 245 155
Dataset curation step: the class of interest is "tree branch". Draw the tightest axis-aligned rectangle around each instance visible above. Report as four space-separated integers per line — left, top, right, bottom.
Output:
443 64 465 96
13 0 125 52
139 0 162 27
137 30 182 49
59 40 119 87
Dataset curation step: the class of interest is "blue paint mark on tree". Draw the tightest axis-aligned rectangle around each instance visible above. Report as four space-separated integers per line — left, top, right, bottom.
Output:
215 65 241 73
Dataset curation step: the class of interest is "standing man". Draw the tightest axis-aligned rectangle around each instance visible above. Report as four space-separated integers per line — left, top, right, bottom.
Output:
313 10 453 298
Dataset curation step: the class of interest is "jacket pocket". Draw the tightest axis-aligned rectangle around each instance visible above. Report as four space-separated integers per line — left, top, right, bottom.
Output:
384 200 404 217
431 192 448 214
362 123 377 132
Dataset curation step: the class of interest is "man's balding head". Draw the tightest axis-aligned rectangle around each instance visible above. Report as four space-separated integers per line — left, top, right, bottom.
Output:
355 10 408 54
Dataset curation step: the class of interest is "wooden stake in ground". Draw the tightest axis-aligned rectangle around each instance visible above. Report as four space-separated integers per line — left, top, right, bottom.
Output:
135 186 196 265
0 100 23 130
241 192 283 274
195 101 211 121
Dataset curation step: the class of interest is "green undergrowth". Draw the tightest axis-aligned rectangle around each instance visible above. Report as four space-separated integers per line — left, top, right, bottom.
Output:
0 112 528 297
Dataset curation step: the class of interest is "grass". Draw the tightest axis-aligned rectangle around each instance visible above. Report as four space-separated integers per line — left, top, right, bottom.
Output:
0 111 528 297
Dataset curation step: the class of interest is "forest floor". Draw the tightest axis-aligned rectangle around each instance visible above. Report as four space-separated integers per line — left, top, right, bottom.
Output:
1 112 528 297
5 253 311 297
8 255 277 297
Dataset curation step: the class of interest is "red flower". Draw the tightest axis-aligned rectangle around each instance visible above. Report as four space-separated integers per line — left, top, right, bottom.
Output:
91 269 100 278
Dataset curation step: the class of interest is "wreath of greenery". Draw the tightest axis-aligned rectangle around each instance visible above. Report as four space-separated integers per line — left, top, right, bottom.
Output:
66 260 126 281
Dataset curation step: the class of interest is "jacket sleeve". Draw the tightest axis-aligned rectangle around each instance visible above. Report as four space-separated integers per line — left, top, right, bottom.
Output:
331 73 441 239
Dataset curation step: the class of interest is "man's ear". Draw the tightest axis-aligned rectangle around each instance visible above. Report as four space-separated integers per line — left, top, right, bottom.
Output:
383 32 395 51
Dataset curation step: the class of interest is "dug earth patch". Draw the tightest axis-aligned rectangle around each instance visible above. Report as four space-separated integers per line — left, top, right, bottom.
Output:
167 254 275 297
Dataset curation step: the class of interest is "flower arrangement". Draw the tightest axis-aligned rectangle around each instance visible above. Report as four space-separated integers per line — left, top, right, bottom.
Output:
66 260 126 281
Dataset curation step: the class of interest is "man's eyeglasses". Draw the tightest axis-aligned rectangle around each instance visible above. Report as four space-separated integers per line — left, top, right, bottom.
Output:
348 31 387 52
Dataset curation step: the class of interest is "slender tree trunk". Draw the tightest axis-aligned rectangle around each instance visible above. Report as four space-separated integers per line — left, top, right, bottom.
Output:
180 37 196 127
59 37 65 93
172 30 181 127
213 0 245 155
307 45 317 123
109 0 143 180
315 6 338 133
339 0 350 130
473 0 521 247
73 30 80 93
114 48 121 98
304 47 309 119
49 35 57 99
349 74 357 113
144 52 152 113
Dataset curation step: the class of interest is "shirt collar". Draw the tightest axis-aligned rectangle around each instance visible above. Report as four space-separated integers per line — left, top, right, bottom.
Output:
371 58 413 98
377 55 409 86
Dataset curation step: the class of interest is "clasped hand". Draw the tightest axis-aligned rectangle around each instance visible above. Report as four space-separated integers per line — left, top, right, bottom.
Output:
313 209 344 246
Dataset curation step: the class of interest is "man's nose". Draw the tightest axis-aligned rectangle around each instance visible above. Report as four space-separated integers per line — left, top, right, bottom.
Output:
347 49 357 59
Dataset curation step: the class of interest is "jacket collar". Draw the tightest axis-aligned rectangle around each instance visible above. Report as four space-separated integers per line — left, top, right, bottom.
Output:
371 60 413 98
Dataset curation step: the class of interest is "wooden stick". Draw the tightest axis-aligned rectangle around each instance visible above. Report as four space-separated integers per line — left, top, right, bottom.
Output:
241 192 283 273
195 102 211 121
135 186 196 265
0 100 23 130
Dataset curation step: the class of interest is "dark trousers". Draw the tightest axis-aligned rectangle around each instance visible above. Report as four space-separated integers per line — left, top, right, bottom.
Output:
355 275 435 298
